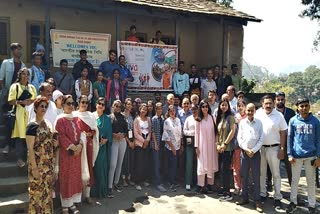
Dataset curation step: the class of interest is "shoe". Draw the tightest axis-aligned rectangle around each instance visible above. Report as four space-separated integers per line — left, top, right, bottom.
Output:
219 194 233 202
107 188 114 198
129 180 135 186
169 184 177 192
16 159 25 168
143 181 150 187
285 202 297 214
274 199 282 210
233 188 240 196
2 145 9 154
85 197 94 205
114 183 123 192
218 191 225 197
156 184 167 192
123 179 129 187
186 184 191 191
135 185 142 191
308 207 316 214
174 183 180 188
256 202 263 213
236 198 249 205
206 185 213 194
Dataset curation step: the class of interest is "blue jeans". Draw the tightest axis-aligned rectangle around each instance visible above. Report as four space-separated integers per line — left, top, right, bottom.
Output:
152 149 161 185
220 151 233 194
166 148 179 184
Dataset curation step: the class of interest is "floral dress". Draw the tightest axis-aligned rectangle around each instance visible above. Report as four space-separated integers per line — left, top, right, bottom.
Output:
26 120 58 214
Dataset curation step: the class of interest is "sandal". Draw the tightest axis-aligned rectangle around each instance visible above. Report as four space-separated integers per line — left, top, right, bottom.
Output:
62 208 69 214
69 205 80 214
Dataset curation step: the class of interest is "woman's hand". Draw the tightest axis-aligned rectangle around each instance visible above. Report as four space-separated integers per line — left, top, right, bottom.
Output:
32 167 40 179
100 138 108 145
196 147 200 157
74 144 83 156
129 141 135 149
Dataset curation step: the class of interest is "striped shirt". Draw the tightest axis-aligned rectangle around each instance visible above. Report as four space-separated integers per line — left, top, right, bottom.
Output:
151 114 164 149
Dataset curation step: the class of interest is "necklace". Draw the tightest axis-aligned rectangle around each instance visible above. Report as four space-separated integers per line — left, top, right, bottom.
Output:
97 115 104 129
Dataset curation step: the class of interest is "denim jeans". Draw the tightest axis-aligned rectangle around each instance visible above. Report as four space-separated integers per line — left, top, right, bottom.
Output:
152 149 161 185
166 148 179 184
220 151 233 194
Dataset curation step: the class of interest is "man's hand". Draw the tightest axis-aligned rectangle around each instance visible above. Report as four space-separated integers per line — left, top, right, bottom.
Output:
277 149 284 160
171 147 177 156
314 158 320 168
129 141 135 149
154 143 159 152
288 157 295 164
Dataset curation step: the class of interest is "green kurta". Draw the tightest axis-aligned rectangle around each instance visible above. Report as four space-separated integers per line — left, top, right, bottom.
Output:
91 113 112 198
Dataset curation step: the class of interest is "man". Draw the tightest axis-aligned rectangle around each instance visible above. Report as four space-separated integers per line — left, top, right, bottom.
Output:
231 64 241 92
99 50 120 80
0 43 25 90
53 59 74 95
227 85 238 113
237 103 264 213
174 94 182 113
275 91 296 186
255 95 287 211
29 52 46 94
236 91 245 100
200 68 217 99
217 65 233 99
189 64 201 97
119 55 134 99
126 25 140 42
172 61 189 98
162 93 174 116
207 90 219 115
150 30 165 45
190 94 199 106
72 49 95 82
154 92 162 104
285 98 320 214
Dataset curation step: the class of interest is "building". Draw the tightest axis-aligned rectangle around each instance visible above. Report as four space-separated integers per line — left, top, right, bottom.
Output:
0 0 260 71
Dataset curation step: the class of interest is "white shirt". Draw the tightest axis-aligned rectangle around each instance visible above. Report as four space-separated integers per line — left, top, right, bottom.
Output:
183 115 196 137
201 79 217 98
162 117 182 150
27 100 58 127
255 109 287 145
237 117 264 153
229 97 238 113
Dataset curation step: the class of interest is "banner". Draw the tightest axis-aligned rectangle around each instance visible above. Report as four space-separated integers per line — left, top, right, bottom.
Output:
117 41 178 91
50 29 111 68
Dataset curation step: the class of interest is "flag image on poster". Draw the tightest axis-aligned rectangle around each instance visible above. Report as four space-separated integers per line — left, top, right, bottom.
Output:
117 41 178 91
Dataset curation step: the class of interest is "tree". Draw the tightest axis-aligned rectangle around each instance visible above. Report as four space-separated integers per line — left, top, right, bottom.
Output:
300 1 320 49
241 78 256 94
210 0 233 7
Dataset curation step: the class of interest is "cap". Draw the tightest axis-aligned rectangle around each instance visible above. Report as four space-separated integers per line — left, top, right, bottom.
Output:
53 90 63 102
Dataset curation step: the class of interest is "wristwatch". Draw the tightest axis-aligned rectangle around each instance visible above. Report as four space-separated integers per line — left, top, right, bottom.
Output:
280 146 284 150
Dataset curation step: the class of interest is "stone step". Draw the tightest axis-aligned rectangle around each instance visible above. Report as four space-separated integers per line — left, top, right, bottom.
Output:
0 162 27 178
0 124 6 134
0 193 28 214
0 149 19 162
0 176 28 197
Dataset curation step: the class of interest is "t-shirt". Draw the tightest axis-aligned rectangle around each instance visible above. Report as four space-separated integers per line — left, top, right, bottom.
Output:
12 62 21 84
201 79 217 98
217 115 236 151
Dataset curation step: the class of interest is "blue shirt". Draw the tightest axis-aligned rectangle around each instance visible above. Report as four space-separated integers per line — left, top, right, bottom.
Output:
99 61 120 79
172 72 189 96
29 65 45 94
177 109 192 131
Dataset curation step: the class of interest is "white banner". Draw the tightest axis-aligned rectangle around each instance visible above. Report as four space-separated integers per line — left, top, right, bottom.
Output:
117 41 178 91
50 29 111 68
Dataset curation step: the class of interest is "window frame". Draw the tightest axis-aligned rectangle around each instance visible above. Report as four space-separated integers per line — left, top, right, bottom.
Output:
0 17 10 63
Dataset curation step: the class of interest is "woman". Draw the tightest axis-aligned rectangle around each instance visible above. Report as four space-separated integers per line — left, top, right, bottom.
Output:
121 98 135 187
93 71 106 108
233 99 247 195
91 97 112 198
162 105 182 192
133 103 152 190
106 69 124 109
75 67 93 109
26 97 58 213
147 100 155 118
53 90 64 115
216 98 236 201
74 95 99 204
55 95 83 214
108 100 128 198
8 67 37 167
195 100 219 193
183 104 198 191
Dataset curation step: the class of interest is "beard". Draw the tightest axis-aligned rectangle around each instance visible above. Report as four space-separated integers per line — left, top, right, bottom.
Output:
276 103 285 109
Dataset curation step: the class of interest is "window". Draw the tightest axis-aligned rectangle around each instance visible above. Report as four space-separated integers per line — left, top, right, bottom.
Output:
0 17 10 62
161 36 176 45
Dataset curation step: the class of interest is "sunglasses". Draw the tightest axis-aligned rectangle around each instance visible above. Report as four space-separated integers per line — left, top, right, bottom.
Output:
97 102 105 106
40 104 48 109
66 102 74 106
201 105 208 109
81 101 89 105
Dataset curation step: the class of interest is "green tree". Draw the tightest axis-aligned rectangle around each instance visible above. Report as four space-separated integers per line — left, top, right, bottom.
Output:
241 78 255 93
301 0 320 49
210 0 233 7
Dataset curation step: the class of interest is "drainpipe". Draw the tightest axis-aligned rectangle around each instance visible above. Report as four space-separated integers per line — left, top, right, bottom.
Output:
45 0 51 69
220 17 225 67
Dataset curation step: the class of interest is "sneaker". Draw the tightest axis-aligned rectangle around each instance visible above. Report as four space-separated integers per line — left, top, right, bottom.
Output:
285 202 297 214
218 191 225 197
236 198 249 205
135 185 142 191
186 184 191 191
174 183 180 188
114 183 123 192
16 159 25 168
143 181 150 187
274 199 282 210
256 202 263 213
107 188 114 198
233 188 240 196
169 184 177 192
219 194 233 201
206 185 213 194
308 207 316 214
156 184 167 192
2 145 9 154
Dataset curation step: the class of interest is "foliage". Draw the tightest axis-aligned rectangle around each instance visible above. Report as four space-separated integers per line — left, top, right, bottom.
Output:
210 0 233 7
241 78 255 94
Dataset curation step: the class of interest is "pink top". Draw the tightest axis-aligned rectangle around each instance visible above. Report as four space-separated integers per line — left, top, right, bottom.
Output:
133 116 151 147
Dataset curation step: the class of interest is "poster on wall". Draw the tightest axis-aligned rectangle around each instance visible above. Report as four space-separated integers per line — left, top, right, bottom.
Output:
50 29 111 68
117 41 178 92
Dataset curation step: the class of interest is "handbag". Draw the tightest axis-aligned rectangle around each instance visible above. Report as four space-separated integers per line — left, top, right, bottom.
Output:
5 84 19 139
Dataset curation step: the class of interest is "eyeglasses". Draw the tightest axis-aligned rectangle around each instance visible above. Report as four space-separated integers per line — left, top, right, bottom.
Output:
81 101 89 105
201 105 208 109
275 92 285 96
40 104 48 109
97 102 105 106
66 102 74 106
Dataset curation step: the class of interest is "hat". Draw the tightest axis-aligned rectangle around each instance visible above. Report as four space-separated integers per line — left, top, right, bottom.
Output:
36 43 45 52
53 90 63 102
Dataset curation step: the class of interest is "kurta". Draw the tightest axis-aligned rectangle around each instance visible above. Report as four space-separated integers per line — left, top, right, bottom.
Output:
91 113 112 198
26 120 57 214
55 115 82 207
195 116 218 177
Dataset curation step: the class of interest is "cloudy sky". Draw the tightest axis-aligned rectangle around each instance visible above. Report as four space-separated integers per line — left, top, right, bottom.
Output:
233 0 320 74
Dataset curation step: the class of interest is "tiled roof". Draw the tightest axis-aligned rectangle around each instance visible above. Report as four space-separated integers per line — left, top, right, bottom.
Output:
115 0 261 22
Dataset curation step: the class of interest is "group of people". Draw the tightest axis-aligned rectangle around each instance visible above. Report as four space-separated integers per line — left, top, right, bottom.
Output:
0 41 319 214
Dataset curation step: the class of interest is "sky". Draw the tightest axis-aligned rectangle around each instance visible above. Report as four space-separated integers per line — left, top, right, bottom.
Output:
233 0 320 74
